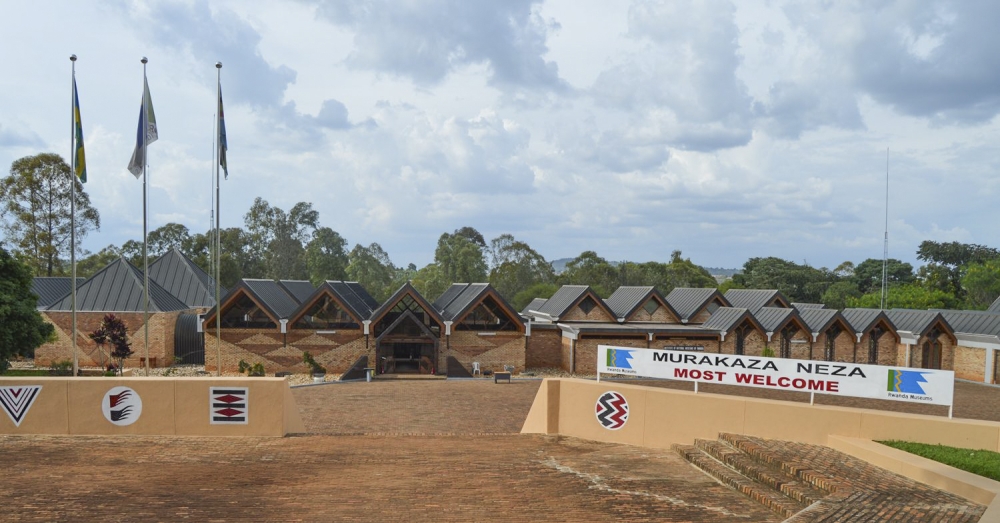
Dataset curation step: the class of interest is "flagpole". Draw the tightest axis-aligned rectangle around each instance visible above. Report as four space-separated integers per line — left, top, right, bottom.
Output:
69 54 79 377
215 61 222 376
141 57 150 377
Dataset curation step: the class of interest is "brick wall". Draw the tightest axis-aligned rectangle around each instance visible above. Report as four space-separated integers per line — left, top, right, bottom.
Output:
526 327 563 369
445 331 525 374
652 336 718 353
561 304 614 322
575 336 646 375
36 311 182 368
689 308 714 324
205 328 367 374
853 331 899 366
952 344 987 382
628 304 678 323
720 329 766 356
810 331 856 362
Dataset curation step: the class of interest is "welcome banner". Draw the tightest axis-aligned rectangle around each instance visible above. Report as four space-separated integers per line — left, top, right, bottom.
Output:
598 345 954 407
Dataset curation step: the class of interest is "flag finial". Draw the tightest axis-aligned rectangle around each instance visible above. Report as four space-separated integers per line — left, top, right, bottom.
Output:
141 56 148 64
216 62 222 69
70 54 77 62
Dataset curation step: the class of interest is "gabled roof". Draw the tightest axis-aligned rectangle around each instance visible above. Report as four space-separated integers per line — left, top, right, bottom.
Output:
604 286 679 322
885 309 953 338
278 280 316 304
531 285 614 320
244 279 301 319
841 309 896 334
724 289 790 314
147 247 226 308
933 310 1000 337
701 307 763 334
288 280 374 325
47 257 189 312
521 297 548 316
792 303 826 310
31 277 83 309
432 283 524 329
368 282 443 328
989 295 1000 313
327 281 378 320
798 308 850 335
754 307 799 333
434 283 490 320
665 287 729 322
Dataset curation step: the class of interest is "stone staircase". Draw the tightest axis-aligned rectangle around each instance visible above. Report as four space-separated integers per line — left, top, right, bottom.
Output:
674 433 986 522
675 434 839 519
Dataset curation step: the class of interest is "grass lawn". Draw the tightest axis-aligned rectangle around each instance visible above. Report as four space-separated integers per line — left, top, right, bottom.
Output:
1 369 57 377
878 440 1000 481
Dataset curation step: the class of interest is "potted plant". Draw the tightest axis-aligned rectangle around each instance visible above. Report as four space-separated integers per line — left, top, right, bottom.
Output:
302 351 326 383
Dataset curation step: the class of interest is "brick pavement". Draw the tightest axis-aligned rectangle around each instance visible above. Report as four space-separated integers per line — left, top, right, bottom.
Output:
1 377 998 522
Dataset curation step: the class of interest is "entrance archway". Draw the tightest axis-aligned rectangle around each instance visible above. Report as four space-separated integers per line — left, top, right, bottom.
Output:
376 310 438 374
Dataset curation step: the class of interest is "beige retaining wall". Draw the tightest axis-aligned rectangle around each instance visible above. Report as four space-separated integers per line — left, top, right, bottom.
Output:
0 377 304 437
522 378 1000 519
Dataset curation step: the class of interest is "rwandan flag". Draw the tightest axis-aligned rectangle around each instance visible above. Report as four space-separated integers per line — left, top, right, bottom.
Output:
218 85 228 179
127 76 158 178
72 77 87 182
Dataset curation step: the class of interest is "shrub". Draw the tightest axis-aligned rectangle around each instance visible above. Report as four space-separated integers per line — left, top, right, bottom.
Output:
302 351 326 375
238 359 265 377
48 359 73 376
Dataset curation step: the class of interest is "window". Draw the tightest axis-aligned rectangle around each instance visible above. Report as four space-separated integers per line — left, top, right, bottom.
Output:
643 299 659 316
456 297 518 332
219 294 275 329
293 295 358 329
578 296 597 315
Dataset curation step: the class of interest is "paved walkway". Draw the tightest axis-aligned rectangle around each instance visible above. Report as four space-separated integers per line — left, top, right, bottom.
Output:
1 377 997 522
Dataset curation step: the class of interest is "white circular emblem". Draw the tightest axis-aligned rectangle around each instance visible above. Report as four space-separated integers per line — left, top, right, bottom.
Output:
595 391 629 430
102 386 142 426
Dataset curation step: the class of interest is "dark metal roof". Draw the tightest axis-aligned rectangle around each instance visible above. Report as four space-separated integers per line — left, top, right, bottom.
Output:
701 307 754 332
933 310 1000 336
47 257 189 312
604 286 654 319
522 297 548 316
31 277 83 309
754 307 797 332
147 248 226 308
278 280 315 304
243 279 301 319
989 296 1000 313
798 308 844 334
724 289 789 314
665 288 728 321
346 282 380 311
885 309 951 336
536 285 590 318
432 283 470 313
327 281 377 320
438 283 491 321
841 309 896 334
792 303 826 309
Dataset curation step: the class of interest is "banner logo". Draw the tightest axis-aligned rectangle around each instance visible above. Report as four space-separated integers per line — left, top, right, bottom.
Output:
596 391 629 430
0 386 42 427
210 387 248 425
102 386 142 426
888 370 928 395
606 348 634 369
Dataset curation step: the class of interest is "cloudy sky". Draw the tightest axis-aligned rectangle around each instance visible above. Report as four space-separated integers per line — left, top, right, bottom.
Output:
2 0 998 271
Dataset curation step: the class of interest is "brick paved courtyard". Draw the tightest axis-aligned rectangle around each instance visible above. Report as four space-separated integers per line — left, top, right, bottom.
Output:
0 378 997 522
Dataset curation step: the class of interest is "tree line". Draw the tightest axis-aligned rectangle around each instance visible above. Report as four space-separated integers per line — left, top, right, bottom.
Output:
3 153 999 311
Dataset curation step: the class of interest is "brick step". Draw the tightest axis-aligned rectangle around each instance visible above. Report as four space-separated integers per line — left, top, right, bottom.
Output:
718 433 848 499
674 444 809 519
694 439 829 506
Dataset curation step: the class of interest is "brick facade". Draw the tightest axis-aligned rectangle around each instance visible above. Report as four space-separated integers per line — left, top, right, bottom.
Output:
445 331 525 374
574 336 646 375
652 336 719 353
720 329 767 356
36 311 182 369
525 326 562 369
810 330 855 362
627 303 679 323
561 303 614 322
952 344 987 382
204 328 368 374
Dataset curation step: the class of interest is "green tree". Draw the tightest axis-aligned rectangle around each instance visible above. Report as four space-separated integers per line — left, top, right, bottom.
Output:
147 223 191 258
512 282 560 312
0 244 55 372
853 258 915 295
732 257 834 303
847 283 958 310
346 243 397 301
434 230 488 284
917 240 1000 298
77 245 121 278
0 153 100 276
306 227 349 285
488 234 554 300
961 260 1000 310
821 281 862 310
243 198 319 280
558 251 618 297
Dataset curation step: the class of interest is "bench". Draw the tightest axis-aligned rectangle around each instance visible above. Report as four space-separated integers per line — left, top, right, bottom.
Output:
494 371 511 384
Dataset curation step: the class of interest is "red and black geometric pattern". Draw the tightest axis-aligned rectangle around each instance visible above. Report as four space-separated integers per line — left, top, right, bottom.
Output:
210 387 248 424
595 391 629 430
0 386 42 427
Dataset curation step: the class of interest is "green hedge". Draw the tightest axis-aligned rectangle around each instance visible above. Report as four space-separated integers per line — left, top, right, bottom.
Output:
878 440 1000 481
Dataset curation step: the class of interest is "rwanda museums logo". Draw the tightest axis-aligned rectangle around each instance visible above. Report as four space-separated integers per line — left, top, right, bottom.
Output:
596 391 629 430
606 348 635 370
887 369 932 401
